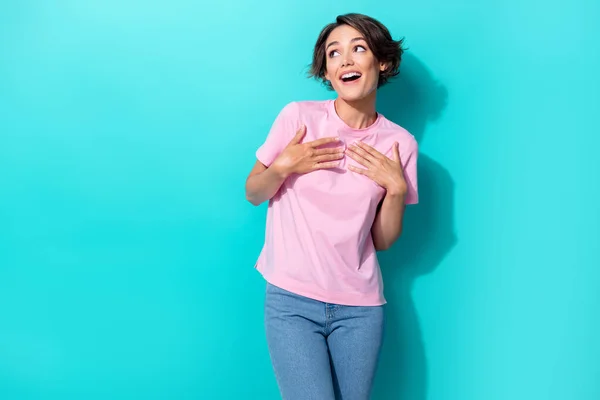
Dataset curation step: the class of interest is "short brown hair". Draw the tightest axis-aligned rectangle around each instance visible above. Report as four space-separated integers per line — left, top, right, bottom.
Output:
309 13 405 90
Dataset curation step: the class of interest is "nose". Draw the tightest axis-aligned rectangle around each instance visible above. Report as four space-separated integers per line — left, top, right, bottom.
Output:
341 56 354 67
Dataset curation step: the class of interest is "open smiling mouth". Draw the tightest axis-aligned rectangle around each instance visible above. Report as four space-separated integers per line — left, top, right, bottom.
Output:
340 72 362 83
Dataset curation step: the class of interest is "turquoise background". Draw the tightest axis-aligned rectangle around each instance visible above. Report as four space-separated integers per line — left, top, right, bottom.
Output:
1 1 598 399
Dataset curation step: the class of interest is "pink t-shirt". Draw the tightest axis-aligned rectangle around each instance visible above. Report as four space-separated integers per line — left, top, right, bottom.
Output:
254 99 418 306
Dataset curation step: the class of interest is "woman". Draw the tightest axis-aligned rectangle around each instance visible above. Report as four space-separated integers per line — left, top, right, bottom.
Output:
245 13 419 400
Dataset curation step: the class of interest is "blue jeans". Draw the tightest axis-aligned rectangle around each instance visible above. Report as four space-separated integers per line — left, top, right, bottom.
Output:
264 282 385 400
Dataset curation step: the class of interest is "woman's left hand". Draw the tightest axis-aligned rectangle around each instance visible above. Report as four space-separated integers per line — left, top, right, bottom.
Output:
346 141 408 197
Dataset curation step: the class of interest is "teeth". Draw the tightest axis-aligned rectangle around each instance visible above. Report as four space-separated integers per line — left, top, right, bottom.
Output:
342 72 361 79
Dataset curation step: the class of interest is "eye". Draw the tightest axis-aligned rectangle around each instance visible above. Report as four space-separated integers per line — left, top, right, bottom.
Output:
328 50 340 58
355 45 366 52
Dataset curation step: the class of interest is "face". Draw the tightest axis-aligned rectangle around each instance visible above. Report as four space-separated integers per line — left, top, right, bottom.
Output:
323 25 388 102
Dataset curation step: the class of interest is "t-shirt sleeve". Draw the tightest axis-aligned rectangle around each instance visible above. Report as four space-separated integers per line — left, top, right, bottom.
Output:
256 102 300 167
402 138 419 205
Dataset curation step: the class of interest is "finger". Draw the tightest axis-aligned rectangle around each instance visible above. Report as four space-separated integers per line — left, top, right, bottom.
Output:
309 136 341 148
288 125 306 145
355 141 384 160
313 146 345 156
345 149 371 167
346 145 374 165
314 160 341 170
348 165 372 177
314 152 344 163
392 142 401 162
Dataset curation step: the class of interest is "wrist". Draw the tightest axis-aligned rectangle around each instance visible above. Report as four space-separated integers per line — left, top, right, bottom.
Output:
385 184 407 199
269 162 291 180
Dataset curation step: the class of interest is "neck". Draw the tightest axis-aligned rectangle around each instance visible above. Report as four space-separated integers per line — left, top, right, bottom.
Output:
334 92 378 130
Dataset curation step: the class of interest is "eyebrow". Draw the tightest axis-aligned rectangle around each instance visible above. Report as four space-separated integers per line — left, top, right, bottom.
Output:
326 37 366 50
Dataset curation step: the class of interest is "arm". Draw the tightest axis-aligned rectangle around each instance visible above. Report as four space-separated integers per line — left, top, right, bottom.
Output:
245 125 343 206
245 160 288 206
371 190 406 251
345 141 411 251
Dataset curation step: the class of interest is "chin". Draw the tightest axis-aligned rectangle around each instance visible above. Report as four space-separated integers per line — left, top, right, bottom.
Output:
335 87 375 103
337 93 365 103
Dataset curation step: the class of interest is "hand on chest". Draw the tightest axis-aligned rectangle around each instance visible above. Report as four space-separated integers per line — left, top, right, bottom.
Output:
288 139 388 206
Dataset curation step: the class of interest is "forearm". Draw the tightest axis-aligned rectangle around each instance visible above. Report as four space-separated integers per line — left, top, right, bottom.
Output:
245 164 288 206
371 191 406 251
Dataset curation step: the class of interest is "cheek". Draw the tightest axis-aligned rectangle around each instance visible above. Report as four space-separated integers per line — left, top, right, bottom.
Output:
325 59 338 78
363 57 379 71
363 61 381 82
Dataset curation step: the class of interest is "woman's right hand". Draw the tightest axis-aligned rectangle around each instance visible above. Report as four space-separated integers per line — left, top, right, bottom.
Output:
271 125 344 178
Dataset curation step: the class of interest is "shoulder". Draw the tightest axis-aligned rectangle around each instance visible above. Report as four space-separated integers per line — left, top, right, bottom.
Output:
277 100 329 119
378 115 418 151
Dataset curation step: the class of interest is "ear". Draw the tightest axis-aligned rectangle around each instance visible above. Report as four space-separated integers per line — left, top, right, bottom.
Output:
379 61 391 72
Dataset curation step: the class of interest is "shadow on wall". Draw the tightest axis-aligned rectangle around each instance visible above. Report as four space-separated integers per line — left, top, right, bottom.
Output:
372 52 457 400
